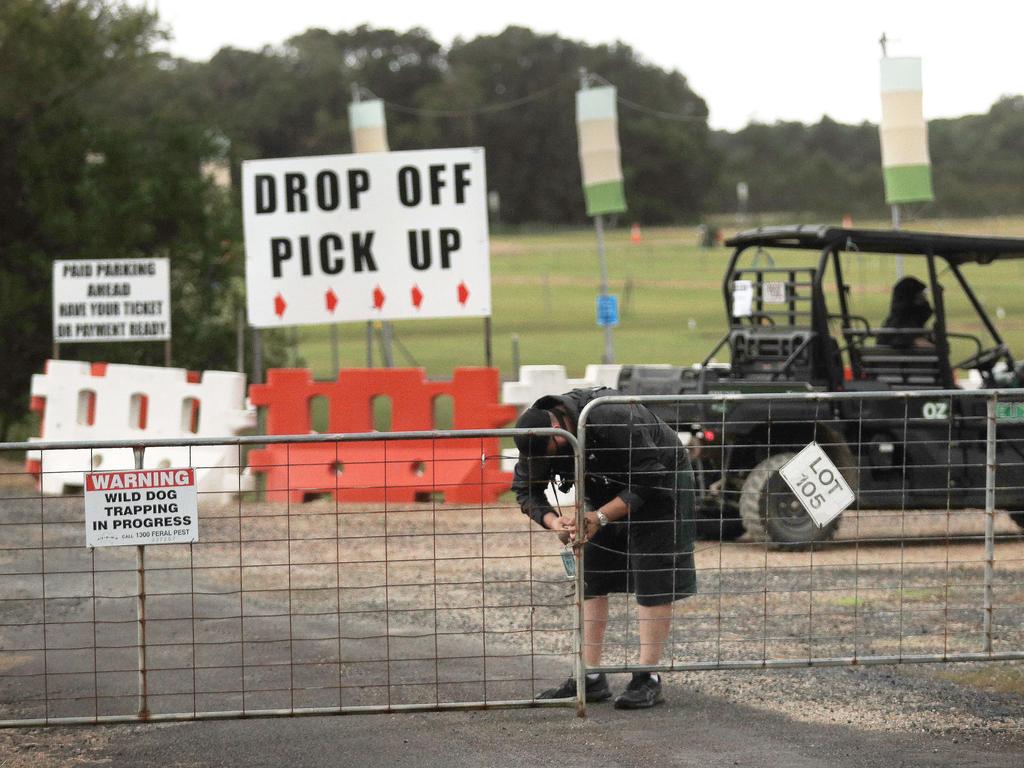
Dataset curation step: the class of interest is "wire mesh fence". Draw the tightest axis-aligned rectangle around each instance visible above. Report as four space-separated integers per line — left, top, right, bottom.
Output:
0 430 580 726
577 390 1024 675
3 389 1023 726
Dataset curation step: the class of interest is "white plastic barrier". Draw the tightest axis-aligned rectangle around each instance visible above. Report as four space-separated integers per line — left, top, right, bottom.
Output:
501 364 624 507
500 364 623 410
27 360 255 497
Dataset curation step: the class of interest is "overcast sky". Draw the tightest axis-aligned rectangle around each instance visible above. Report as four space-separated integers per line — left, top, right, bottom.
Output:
138 1 1021 131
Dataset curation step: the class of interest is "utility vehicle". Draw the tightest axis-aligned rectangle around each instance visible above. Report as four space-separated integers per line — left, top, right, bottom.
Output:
618 225 1024 544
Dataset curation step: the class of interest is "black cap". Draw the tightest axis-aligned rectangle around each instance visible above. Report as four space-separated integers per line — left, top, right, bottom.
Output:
514 408 553 456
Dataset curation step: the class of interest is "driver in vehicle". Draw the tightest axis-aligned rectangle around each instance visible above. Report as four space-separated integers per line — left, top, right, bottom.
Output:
877 276 934 349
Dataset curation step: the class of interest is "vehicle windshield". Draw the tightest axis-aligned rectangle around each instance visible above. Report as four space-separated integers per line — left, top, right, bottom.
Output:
727 242 1021 388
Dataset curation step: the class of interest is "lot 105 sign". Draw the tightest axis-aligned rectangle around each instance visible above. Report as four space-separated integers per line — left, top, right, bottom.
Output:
778 443 855 528
242 147 491 327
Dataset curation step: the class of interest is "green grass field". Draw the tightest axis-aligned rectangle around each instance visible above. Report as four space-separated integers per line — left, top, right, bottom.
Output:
297 216 1024 381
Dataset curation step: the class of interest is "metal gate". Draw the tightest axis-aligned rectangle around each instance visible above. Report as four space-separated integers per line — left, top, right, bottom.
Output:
576 390 1024 680
0 428 582 726
4 389 1022 725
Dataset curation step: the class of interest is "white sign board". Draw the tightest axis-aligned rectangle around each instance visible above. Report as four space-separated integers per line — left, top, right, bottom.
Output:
763 281 787 304
53 258 171 343
731 280 753 318
242 147 491 328
85 468 198 547
779 443 855 528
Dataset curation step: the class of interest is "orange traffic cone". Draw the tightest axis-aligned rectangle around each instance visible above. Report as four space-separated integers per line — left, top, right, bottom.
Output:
630 222 642 244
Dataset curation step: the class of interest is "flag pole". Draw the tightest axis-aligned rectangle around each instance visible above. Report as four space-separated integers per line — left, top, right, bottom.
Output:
579 68 615 364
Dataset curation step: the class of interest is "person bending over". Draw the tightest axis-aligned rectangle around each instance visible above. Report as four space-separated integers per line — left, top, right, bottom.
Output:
512 387 697 710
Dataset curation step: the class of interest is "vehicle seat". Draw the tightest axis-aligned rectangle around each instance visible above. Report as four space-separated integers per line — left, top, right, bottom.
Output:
855 344 946 388
730 328 814 380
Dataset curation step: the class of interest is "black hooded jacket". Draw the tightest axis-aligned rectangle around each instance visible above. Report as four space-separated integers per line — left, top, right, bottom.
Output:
512 387 690 528
878 276 933 348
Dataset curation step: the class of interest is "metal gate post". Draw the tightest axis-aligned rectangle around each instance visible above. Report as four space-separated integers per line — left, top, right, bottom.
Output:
133 446 149 718
573 437 587 718
983 396 997 653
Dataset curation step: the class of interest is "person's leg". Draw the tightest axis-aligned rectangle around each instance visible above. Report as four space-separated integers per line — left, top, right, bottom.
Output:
583 595 609 666
614 600 672 709
537 595 611 700
632 467 696 667
580 524 624 667
636 601 673 665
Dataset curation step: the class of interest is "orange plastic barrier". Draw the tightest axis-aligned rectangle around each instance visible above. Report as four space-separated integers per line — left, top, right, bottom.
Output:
247 368 517 503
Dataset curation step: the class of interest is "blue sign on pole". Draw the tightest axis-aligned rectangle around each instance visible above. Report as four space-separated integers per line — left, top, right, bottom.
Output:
596 294 619 327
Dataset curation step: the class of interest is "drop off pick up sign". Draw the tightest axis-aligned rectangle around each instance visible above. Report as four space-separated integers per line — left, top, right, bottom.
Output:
242 147 491 328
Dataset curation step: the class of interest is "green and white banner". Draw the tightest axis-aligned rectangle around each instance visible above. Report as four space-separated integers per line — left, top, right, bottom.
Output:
576 86 627 216
879 57 933 204
348 99 389 154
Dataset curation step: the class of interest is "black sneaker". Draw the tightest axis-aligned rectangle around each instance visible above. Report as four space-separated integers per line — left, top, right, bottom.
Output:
613 673 664 709
537 673 611 702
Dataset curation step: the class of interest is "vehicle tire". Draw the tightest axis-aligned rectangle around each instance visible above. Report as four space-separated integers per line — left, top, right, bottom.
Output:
1009 511 1024 532
739 452 840 547
695 499 746 541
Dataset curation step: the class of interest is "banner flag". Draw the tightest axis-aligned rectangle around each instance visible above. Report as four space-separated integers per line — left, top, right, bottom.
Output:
349 99 389 154
879 57 933 204
576 86 627 216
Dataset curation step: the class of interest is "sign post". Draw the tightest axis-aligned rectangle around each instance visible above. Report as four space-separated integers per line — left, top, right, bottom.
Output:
84 450 199 719
576 72 627 364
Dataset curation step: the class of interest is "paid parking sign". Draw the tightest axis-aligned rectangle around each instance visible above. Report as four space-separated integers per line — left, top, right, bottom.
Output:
778 443 855 527
53 258 171 343
84 468 198 547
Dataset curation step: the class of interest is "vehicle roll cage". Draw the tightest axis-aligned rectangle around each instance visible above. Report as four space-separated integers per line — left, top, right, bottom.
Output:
702 226 1024 385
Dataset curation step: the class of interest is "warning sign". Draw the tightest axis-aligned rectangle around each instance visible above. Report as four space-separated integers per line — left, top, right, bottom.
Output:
242 147 491 328
53 258 171 343
84 468 198 547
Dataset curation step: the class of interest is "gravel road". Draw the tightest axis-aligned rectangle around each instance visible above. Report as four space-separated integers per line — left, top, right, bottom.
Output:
1 489 1022 766
0 661 1021 768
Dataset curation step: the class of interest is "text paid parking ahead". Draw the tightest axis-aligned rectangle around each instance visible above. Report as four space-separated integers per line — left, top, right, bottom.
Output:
254 163 472 277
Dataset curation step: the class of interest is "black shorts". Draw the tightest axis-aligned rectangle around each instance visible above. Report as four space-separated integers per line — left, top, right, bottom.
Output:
582 469 697 607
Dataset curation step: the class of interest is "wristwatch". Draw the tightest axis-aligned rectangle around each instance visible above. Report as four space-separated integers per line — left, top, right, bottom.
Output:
595 510 609 528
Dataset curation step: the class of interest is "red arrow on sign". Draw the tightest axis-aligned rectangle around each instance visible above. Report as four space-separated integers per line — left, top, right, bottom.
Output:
325 288 338 313
457 282 470 306
274 293 287 318
373 286 386 310
411 285 423 309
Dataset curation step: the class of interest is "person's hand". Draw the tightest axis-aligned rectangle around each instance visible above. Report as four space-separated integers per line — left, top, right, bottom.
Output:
581 511 602 542
548 515 576 544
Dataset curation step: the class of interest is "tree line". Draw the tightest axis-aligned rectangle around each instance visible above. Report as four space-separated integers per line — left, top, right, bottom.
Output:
2 0 1022 437
708 100 1024 217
